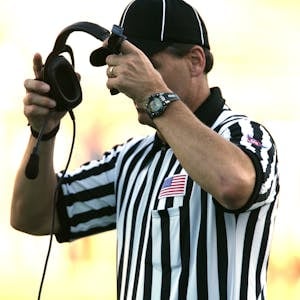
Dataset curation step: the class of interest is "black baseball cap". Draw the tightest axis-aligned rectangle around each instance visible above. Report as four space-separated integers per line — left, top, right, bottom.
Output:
119 0 210 57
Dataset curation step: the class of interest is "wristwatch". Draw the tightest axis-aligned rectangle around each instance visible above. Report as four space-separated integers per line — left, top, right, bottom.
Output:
146 92 179 119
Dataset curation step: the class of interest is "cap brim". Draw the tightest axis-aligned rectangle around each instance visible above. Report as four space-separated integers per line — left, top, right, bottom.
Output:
90 38 171 67
128 38 171 57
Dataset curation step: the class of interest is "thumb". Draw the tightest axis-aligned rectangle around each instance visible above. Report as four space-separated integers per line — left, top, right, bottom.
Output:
33 53 44 80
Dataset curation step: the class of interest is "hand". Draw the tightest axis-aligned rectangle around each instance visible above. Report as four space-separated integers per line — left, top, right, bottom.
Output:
23 53 66 132
105 41 169 107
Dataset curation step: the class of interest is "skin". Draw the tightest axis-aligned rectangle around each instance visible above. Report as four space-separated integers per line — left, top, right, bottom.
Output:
10 40 256 235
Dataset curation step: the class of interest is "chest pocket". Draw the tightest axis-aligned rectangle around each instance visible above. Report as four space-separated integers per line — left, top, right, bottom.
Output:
150 206 182 271
148 174 190 271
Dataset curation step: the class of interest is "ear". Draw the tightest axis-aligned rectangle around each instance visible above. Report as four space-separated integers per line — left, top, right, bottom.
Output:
186 46 206 76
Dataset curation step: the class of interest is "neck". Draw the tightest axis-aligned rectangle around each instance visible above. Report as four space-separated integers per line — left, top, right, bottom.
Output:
185 77 211 113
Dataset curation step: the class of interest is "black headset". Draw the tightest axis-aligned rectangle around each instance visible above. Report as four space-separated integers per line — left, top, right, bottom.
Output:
25 22 126 180
43 21 125 111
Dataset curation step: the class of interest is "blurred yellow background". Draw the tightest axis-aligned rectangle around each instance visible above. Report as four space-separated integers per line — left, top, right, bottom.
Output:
0 0 299 299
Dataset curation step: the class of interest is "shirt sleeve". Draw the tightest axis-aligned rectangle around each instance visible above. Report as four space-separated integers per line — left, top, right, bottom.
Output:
55 144 121 243
219 118 279 212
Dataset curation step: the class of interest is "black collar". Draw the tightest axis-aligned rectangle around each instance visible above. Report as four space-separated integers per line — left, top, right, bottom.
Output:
153 87 225 150
194 87 225 127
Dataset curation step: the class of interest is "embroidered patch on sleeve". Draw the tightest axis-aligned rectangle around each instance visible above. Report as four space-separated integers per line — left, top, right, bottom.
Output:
158 174 188 199
247 135 265 148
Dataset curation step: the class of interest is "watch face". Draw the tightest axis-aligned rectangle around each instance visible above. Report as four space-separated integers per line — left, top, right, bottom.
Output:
147 92 178 118
149 97 163 112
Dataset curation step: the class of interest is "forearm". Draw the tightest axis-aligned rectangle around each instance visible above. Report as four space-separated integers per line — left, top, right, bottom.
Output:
11 135 60 235
154 100 256 209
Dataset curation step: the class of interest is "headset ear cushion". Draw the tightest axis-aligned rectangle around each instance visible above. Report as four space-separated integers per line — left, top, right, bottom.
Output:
43 55 82 111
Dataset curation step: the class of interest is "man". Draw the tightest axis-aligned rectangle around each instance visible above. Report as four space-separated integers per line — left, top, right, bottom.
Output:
11 0 279 299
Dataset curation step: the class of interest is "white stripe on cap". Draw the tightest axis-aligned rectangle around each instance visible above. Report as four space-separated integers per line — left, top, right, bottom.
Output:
192 7 205 46
120 0 135 27
161 0 166 41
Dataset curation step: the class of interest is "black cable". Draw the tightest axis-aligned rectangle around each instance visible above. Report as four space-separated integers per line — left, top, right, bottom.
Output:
37 110 76 300
25 114 51 179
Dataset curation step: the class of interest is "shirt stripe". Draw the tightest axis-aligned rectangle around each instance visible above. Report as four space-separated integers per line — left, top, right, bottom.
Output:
56 88 279 299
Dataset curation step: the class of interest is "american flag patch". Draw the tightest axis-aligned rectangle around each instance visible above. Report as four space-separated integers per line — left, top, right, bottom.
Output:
158 174 187 199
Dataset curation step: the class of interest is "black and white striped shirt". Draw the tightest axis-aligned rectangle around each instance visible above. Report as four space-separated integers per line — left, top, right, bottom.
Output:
56 87 279 299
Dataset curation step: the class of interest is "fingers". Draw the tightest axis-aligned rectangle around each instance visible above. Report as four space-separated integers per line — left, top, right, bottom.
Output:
23 81 59 131
24 78 49 94
23 89 56 110
33 53 44 80
105 40 141 66
105 39 160 100
23 99 53 120
23 79 56 116
24 53 56 116
119 39 141 55
107 65 117 78
105 40 142 83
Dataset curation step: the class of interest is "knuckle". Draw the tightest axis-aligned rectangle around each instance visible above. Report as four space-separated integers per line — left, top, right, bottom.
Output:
23 93 29 105
24 105 34 117
24 79 32 90
23 92 35 105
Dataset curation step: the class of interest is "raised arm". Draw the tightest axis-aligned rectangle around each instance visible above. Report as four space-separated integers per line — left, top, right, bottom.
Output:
105 41 256 210
11 53 65 235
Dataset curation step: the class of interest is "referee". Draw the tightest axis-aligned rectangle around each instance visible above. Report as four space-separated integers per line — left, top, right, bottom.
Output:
11 0 279 299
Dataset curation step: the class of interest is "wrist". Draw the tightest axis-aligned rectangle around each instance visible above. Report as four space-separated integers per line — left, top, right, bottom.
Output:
145 92 180 119
30 123 60 141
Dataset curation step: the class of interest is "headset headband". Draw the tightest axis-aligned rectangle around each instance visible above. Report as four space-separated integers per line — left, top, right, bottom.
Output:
42 21 124 112
52 21 111 54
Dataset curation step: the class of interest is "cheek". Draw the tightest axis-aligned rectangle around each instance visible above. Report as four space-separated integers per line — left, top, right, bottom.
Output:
163 72 188 97
160 61 189 94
